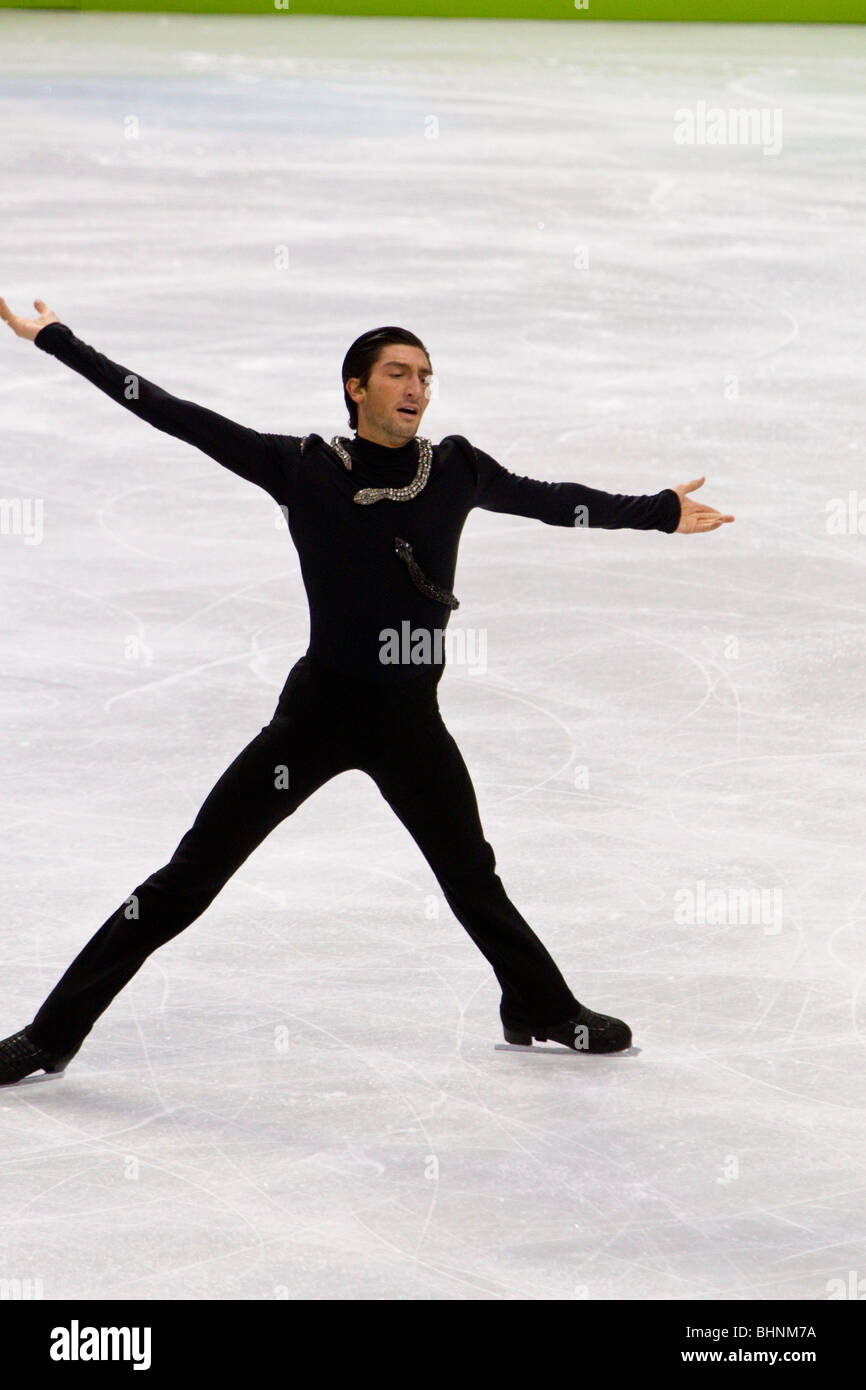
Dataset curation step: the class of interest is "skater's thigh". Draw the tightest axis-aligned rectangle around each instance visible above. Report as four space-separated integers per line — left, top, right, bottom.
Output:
180 678 352 860
362 704 492 874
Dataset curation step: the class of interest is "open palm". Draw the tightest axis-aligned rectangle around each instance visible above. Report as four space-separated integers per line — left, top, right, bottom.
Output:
673 476 735 534
0 296 61 342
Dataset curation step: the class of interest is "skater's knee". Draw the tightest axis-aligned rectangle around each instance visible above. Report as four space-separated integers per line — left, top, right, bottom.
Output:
135 859 227 916
433 839 497 887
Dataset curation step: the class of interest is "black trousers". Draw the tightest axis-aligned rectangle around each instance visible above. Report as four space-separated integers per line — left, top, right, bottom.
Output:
27 654 579 1056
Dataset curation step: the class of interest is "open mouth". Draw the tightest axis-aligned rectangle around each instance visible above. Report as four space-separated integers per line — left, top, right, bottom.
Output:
398 407 418 416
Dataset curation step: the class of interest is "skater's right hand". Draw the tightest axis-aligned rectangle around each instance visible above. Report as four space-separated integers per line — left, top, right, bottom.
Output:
0 296 61 342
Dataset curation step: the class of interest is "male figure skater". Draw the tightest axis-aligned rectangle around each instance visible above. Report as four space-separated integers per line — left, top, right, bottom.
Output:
0 296 733 1084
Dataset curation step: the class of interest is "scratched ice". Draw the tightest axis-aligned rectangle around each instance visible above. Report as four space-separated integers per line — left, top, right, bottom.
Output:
0 11 864 1301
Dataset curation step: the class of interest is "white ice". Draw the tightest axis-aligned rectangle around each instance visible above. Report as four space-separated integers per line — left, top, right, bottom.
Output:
1 10 865 1301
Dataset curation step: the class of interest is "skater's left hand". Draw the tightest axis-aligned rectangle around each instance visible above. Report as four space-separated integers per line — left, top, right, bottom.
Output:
672 477 735 534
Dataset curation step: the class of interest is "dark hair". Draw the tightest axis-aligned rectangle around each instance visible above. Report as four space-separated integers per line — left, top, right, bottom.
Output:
341 326 432 431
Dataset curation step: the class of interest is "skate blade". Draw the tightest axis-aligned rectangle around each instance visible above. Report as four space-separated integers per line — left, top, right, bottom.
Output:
494 1043 638 1056
10 1068 67 1087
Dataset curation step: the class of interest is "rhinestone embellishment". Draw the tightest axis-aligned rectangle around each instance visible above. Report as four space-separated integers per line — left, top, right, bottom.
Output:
394 537 460 610
328 435 433 505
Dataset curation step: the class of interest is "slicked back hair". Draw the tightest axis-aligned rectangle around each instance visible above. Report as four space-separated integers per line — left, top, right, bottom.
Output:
341 327 432 431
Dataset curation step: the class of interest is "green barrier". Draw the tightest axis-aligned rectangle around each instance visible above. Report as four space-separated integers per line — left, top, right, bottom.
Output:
1 0 863 19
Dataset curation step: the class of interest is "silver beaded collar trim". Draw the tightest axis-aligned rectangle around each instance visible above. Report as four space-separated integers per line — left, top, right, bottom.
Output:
328 434 433 506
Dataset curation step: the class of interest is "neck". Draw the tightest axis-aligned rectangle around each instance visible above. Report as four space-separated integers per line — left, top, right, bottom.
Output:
355 427 416 449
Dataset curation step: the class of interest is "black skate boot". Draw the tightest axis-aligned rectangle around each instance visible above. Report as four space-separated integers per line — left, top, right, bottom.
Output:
0 1029 81 1086
502 1001 632 1054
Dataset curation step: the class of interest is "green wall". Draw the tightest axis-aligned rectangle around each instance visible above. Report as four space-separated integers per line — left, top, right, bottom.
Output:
1 0 862 20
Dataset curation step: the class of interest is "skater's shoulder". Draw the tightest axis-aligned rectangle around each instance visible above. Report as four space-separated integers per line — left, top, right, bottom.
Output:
438 432 472 452
437 433 477 468
261 431 316 460
295 432 333 456
438 434 492 483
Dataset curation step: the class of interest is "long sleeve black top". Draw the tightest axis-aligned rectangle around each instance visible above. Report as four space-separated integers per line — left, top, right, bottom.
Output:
34 321 681 687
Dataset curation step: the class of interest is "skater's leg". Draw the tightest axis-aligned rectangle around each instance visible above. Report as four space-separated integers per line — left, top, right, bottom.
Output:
360 695 579 1030
27 660 352 1055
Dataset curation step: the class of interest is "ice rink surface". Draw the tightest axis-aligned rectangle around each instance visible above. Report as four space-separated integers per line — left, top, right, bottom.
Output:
1 10 865 1301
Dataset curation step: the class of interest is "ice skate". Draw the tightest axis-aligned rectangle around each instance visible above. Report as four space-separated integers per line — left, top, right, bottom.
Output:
0 1029 81 1086
502 1001 632 1054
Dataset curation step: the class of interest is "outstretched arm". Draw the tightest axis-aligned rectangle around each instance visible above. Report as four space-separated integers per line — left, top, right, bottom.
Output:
468 440 734 535
0 297 293 504
469 440 682 532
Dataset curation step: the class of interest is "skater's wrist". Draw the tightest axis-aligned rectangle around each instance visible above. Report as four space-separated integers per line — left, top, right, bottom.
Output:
34 322 72 352
658 487 682 533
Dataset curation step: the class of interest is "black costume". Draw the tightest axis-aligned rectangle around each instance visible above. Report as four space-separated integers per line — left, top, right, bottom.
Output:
23 322 681 1057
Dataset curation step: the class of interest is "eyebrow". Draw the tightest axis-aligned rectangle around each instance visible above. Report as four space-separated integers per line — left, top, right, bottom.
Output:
382 360 433 373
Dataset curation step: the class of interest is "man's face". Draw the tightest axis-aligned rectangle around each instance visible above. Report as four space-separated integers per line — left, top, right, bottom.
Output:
346 344 433 447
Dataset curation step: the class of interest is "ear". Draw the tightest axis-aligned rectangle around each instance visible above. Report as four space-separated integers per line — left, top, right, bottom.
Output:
345 377 364 405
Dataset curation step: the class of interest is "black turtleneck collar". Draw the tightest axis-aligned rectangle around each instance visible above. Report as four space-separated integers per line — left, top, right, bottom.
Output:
350 433 418 461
